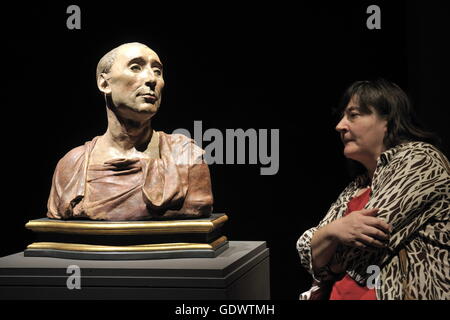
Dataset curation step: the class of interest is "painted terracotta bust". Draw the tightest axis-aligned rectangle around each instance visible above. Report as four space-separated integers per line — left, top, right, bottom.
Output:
46 42 213 221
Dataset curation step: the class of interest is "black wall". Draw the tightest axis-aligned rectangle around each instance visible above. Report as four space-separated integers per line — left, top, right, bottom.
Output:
3 0 449 299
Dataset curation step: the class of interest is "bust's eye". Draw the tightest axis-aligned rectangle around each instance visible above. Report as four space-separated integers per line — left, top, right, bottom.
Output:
153 68 162 76
130 64 142 72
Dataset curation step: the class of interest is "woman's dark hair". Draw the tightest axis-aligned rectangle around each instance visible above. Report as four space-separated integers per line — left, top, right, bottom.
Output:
337 79 441 179
338 78 440 149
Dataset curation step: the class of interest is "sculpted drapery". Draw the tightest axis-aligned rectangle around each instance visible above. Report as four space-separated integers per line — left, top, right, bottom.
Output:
47 131 213 220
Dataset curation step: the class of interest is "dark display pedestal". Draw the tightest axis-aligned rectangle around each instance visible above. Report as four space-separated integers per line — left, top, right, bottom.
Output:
0 241 269 300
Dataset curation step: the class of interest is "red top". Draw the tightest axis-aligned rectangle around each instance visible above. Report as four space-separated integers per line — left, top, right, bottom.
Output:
329 187 377 300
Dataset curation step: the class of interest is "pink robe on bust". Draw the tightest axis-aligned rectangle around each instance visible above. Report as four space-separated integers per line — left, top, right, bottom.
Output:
47 132 213 221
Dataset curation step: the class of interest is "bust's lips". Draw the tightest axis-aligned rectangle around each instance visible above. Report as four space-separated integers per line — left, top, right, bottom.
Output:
138 93 157 102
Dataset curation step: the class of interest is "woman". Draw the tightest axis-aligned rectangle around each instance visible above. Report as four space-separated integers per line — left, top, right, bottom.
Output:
297 79 449 300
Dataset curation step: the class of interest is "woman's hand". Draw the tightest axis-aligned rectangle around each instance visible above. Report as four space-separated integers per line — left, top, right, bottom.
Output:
329 208 392 250
310 208 392 271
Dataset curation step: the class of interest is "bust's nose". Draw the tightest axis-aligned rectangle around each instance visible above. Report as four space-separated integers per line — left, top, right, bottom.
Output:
143 68 157 88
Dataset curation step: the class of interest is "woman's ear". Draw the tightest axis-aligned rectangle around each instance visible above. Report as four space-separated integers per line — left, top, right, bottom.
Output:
97 73 112 95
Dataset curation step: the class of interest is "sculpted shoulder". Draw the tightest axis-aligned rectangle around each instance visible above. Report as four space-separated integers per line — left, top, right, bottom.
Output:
53 143 88 183
159 131 205 164
57 144 86 166
161 131 194 146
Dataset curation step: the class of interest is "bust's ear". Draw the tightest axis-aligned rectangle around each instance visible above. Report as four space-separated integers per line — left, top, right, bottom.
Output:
97 73 112 94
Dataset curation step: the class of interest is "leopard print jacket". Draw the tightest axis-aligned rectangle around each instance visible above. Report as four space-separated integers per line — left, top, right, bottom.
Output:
297 142 450 300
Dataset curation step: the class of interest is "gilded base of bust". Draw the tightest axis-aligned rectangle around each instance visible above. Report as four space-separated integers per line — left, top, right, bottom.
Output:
24 214 229 260
24 236 228 260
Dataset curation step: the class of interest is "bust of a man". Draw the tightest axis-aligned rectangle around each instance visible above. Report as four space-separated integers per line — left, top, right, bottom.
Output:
47 42 213 221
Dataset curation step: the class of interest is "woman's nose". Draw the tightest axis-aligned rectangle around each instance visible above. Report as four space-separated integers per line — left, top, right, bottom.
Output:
335 116 348 133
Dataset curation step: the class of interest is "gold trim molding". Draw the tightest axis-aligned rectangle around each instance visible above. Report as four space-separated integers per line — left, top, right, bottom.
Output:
25 214 228 235
27 236 228 252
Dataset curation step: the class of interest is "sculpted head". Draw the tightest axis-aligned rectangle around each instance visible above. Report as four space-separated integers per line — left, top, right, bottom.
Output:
96 42 164 122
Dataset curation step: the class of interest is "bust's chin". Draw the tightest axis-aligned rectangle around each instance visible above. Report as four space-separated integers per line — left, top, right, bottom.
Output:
135 102 160 115
116 102 160 123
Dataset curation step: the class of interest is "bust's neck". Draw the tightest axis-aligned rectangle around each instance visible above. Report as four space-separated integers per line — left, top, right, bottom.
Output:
103 106 153 152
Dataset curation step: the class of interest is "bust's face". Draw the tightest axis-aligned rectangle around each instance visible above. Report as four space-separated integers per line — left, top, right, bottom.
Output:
106 44 164 122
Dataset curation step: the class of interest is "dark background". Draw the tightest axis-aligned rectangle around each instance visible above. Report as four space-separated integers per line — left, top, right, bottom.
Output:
2 0 449 300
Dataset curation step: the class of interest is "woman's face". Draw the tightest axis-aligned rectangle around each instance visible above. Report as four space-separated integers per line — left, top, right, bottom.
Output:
335 96 387 166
